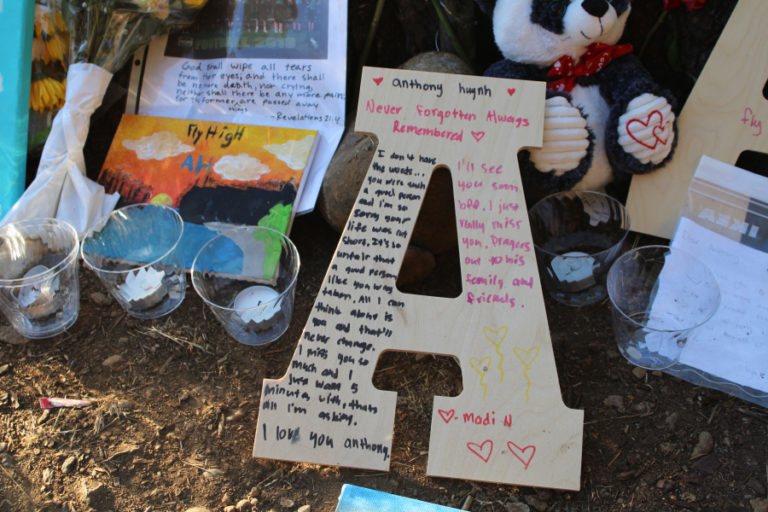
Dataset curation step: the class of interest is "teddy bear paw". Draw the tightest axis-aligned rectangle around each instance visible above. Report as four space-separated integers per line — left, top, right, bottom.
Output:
529 96 590 176
618 93 675 165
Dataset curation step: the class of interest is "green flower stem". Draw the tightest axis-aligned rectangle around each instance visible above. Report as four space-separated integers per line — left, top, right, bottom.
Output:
429 0 473 71
639 9 668 59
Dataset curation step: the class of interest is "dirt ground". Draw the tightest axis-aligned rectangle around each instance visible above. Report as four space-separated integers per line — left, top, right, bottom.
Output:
2 213 768 512
4 1 767 510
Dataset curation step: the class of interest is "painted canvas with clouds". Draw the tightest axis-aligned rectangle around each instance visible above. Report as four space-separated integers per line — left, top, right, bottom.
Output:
99 113 317 269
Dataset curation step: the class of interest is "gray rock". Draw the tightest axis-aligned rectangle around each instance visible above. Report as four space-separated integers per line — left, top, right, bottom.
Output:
90 291 112 306
603 395 625 411
235 499 252 512
505 503 530 512
77 479 110 508
665 412 680 431
184 508 212 512
691 431 714 459
203 468 224 479
61 455 77 474
399 52 473 75
297 506 311 512
317 130 377 234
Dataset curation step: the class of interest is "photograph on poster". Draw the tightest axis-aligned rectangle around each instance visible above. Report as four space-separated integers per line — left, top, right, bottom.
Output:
164 0 329 60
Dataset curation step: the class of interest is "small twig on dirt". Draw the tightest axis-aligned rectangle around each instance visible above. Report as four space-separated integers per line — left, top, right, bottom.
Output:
254 468 283 489
584 411 654 425
109 312 126 332
181 458 207 470
738 407 768 424
157 355 174 374
607 449 622 467
707 404 720 425
143 326 213 355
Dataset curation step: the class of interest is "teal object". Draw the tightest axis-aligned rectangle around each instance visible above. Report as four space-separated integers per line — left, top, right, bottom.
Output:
335 485 460 512
0 0 35 218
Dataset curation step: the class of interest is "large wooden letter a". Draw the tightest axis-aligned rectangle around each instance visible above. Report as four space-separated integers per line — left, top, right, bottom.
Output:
254 68 584 490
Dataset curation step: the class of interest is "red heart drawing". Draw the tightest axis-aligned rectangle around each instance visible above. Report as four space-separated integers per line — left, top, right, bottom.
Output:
438 409 455 423
626 110 670 150
467 440 493 463
507 441 536 470
507 88 516 96
471 131 485 142
373 77 384 86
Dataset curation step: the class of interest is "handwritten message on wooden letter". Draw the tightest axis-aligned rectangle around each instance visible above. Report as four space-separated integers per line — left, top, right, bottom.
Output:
253 67 584 490
627 0 768 238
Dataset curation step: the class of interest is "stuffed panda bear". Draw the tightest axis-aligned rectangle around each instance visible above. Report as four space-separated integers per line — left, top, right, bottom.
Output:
477 0 677 204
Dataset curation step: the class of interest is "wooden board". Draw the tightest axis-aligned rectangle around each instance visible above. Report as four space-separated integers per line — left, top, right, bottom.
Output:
253 67 584 490
626 0 768 239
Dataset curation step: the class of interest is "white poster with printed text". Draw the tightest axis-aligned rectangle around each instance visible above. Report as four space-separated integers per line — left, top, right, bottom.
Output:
130 0 346 214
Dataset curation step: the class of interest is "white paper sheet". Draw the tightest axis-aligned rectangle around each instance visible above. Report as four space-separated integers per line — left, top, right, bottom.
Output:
130 0 347 214
1 63 120 234
671 217 768 393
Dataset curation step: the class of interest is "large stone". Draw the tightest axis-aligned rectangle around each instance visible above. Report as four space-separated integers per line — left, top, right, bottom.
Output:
317 130 377 234
318 51 470 262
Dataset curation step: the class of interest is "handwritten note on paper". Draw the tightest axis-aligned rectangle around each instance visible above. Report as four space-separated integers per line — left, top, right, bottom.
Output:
671 219 768 393
130 1 347 213
253 68 584 490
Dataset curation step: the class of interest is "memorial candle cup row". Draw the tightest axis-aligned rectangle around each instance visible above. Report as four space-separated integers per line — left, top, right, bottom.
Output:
0 205 298 347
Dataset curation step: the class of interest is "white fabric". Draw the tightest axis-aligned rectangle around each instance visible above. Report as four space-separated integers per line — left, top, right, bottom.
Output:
1 63 119 234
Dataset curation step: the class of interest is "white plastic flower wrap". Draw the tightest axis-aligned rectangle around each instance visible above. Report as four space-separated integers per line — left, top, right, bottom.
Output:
2 0 207 234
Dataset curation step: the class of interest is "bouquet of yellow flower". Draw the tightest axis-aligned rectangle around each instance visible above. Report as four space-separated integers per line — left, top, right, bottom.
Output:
29 0 69 150
4 0 207 233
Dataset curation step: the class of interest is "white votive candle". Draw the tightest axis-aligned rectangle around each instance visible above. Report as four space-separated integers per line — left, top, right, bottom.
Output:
233 285 281 324
117 267 167 306
550 251 596 289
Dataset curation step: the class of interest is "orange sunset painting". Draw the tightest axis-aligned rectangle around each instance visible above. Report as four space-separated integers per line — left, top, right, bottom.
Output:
99 114 317 217
98 113 317 268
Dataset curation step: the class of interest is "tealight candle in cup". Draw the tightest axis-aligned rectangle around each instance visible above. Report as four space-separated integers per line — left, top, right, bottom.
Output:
529 190 630 307
192 226 299 346
114 267 168 311
0 218 80 338
81 204 186 319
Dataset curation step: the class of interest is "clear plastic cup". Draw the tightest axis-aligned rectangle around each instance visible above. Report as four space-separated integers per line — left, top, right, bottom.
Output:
191 226 300 346
607 245 721 370
529 190 630 306
0 218 80 338
81 204 186 319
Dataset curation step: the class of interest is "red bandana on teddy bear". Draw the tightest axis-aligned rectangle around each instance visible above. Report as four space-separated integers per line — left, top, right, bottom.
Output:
547 42 634 93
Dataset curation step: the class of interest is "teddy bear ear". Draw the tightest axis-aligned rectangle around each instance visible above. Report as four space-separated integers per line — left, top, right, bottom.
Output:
474 0 497 16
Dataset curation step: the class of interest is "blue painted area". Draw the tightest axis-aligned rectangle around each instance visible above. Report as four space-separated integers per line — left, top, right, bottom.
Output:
0 1 35 217
335 485 459 512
